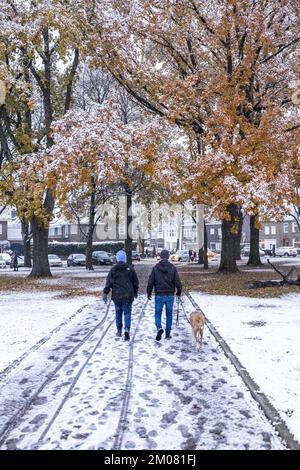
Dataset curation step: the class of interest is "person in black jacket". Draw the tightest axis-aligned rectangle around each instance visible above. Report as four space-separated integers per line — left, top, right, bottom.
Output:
147 249 182 341
12 251 19 272
103 250 139 340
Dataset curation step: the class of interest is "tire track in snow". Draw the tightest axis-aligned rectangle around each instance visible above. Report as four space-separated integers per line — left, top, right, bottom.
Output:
0 299 113 448
0 304 89 379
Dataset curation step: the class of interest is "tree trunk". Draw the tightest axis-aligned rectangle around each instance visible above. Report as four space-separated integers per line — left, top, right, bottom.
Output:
198 248 204 265
197 204 204 264
234 210 243 260
29 29 55 277
85 187 96 270
115 198 120 240
29 189 54 277
125 189 133 265
21 218 32 268
204 221 208 269
29 217 51 277
85 229 94 270
219 204 240 273
247 214 262 266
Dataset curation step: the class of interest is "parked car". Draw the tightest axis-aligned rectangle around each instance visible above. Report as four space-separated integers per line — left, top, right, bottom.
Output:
0 255 6 269
100 251 116 264
207 250 220 260
92 251 113 265
48 254 63 267
132 251 141 261
67 253 86 267
170 250 190 262
1 252 11 265
275 246 298 257
241 246 265 257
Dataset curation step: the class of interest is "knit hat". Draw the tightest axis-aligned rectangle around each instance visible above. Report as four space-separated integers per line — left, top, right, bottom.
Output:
160 249 170 259
116 250 127 263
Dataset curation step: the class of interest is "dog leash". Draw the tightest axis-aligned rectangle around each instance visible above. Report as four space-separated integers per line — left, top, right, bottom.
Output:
175 297 180 326
180 297 191 325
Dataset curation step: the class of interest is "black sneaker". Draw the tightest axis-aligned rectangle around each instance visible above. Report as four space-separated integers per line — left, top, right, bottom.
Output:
116 330 122 337
165 334 172 339
124 331 130 341
156 328 164 341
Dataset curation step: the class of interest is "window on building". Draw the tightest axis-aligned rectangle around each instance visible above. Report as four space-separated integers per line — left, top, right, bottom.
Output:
265 226 270 235
120 225 125 235
70 225 78 235
210 228 214 235
218 228 221 237
271 226 276 235
54 227 59 235
293 223 299 233
0 224 2 235
283 223 289 233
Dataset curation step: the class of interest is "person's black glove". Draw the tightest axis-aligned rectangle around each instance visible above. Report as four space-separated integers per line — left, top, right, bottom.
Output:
147 295 152 301
103 294 108 304
134 293 138 299
176 292 181 297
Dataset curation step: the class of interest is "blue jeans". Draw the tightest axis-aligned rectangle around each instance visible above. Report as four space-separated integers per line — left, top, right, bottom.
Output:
155 296 174 337
114 301 132 332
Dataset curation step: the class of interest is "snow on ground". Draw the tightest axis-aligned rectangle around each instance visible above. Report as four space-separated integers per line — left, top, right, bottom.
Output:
0 265 109 278
191 292 300 444
0 291 95 373
0 296 284 450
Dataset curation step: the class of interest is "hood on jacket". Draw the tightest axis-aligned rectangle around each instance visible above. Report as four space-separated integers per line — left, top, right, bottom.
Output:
116 261 129 270
157 259 171 273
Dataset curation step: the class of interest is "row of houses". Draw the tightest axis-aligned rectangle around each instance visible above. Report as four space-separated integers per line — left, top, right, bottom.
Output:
1 205 300 253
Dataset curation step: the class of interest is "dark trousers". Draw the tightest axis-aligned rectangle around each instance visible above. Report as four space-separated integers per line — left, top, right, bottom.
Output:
113 301 132 332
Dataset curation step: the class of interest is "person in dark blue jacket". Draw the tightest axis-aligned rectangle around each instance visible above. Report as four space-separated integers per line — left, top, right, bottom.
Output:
103 250 139 340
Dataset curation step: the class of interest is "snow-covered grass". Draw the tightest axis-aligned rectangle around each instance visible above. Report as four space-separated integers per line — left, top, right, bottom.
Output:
191 291 300 444
178 258 300 298
0 267 108 300
0 291 95 373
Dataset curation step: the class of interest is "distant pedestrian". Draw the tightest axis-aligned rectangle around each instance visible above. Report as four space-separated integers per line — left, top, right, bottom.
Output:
147 249 182 341
103 250 139 341
12 251 19 272
272 245 276 257
188 249 193 262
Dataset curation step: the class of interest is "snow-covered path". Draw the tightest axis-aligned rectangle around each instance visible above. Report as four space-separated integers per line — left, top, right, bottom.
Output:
0 296 284 450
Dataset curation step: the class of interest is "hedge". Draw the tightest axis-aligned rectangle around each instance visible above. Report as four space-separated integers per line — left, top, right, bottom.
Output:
47 241 128 258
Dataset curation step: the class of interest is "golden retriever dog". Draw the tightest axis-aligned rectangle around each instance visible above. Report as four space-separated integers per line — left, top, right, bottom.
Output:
190 310 205 349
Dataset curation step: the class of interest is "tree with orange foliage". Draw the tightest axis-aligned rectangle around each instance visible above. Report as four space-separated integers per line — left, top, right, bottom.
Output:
83 0 300 271
50 102 184 265
0 0 81 276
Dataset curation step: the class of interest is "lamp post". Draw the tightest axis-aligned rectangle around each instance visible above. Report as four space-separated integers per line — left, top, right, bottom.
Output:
0 80 6 105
